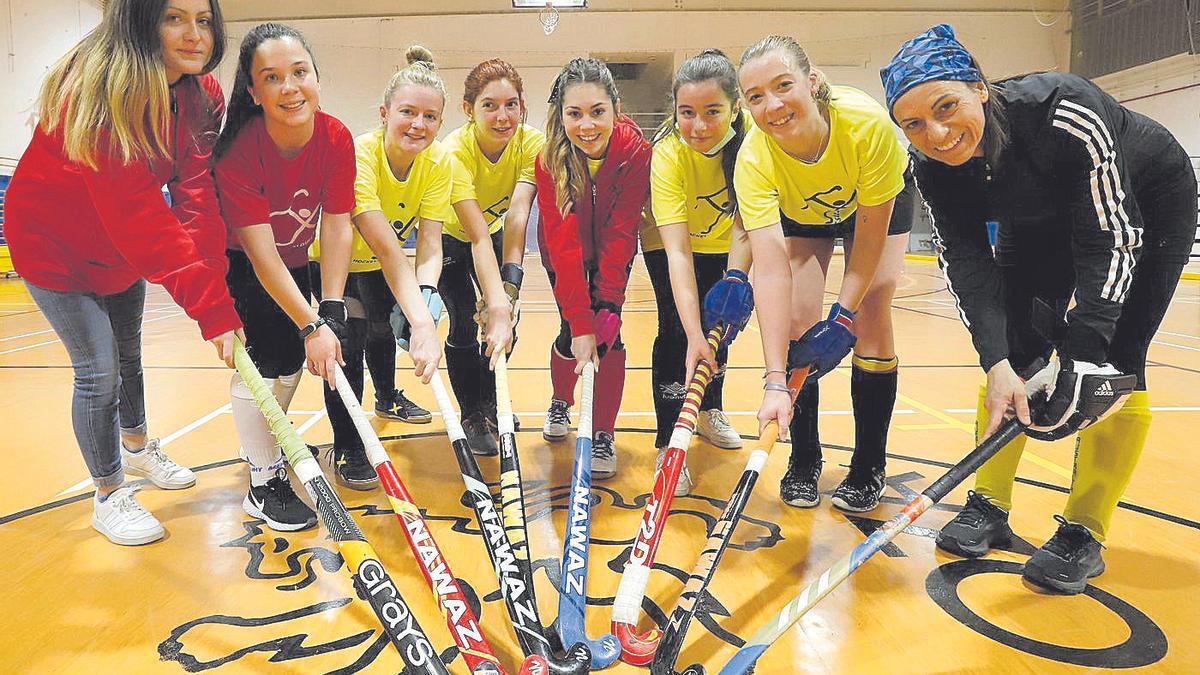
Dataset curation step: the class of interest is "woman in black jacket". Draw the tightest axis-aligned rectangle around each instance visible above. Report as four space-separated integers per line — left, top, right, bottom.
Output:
882 24 1196 594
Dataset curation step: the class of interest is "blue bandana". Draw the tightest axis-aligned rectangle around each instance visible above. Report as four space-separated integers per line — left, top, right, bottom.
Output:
880 24 982 115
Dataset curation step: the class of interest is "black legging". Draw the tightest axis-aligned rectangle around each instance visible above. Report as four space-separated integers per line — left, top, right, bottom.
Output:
438 230 503 417
310 264 397 452
643 249 729 448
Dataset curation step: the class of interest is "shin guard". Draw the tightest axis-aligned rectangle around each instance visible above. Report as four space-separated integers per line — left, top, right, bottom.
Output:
1063 391 1151 542
849 355 898 475
594 348 626 437
550 344 579 406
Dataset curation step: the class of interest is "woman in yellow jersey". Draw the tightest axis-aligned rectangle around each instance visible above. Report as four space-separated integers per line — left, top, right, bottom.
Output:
737 35 915 512
644 49 753 497
318 47 486 485
439 59 545 456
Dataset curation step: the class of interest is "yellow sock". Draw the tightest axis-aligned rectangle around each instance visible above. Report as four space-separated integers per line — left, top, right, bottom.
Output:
971 383 1029 511
1063 390 1151 543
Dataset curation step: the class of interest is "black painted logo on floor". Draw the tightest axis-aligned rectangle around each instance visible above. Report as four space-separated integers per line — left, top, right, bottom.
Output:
157 477 783 672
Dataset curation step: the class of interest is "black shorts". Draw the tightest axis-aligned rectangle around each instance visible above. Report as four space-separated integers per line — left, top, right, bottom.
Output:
227 249 310 378
782 169 916 239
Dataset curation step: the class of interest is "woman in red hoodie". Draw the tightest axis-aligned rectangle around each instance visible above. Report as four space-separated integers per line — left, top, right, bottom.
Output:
535 57 651 478
4 0 242 546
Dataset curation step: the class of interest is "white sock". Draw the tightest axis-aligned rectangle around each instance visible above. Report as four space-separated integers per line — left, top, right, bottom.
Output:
231 373 285 487
273 368 303 413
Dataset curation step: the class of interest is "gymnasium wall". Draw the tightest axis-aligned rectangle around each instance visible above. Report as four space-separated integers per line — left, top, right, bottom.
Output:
211 11 1071 139
0 1 103 170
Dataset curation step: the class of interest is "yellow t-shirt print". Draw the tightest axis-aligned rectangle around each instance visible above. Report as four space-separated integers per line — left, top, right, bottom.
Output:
345 127 454 272
442 123 547 243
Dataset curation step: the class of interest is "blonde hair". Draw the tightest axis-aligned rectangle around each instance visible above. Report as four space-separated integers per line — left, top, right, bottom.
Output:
740 35 832 114
543 57 619 215
382 45 447 109
39 0 225 170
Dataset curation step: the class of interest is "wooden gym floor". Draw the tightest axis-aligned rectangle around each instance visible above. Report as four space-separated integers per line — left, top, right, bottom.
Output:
0 255 1197 674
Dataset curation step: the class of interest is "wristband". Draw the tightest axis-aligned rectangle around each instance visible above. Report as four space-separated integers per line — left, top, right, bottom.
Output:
763 382 792 393
762 369 787 379
299 317 328 339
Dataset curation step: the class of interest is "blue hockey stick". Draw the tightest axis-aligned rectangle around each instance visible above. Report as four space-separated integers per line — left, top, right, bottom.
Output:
557 361 621 668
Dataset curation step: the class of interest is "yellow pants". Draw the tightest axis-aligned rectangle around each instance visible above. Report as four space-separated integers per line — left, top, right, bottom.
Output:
971 385 1150 543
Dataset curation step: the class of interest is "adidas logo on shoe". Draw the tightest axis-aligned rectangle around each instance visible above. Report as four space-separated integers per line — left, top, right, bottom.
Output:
1096 380 1114 396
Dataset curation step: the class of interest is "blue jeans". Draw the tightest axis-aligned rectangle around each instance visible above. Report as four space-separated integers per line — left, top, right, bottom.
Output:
26 280 148 490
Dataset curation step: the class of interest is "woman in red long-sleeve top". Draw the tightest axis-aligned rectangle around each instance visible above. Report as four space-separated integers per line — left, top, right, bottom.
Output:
4 0 241 546
535 57 651 479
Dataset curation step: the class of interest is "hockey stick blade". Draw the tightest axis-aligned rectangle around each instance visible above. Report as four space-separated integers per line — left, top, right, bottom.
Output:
430 371 591 675
611 326 725 665
332 365 505 675
556 362 622 668
494 354 594 671
706 417 1028 675
231 340 448 674
652 368 807 675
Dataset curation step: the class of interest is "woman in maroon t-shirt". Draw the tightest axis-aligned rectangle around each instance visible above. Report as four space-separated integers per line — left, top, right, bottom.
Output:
213 23 354 532
5 0 241 547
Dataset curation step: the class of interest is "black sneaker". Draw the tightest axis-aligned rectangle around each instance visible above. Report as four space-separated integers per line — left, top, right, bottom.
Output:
831 466 886 513
334 446 379 491
1022 515 1105 594
936 491 1013 558
543 399 571 442
462 410 498 456
375 389 432 424
781 458 823 508
243 469 318 532
484 403 520 433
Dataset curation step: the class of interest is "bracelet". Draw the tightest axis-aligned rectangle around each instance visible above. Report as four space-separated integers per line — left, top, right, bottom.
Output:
762 369 787 379
763 382 792 394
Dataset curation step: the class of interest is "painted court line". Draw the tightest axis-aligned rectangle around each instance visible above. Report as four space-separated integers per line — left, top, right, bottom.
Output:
0 311 184 356
54 402 231 497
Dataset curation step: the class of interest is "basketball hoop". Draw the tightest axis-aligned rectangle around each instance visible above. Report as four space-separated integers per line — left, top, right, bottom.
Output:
538 2 560 35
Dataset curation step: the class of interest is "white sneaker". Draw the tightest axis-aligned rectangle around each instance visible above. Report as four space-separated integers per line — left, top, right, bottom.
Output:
656 447 692 497
591 431 618 480
697 409 743 449
123 438 196 489
92 486 165 545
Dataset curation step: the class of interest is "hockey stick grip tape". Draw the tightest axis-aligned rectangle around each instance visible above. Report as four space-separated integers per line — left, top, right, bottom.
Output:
430 371 468 442
332 365 389 469
232 339 321 484
612 563 652 624
578 363 595 438
495 352 515 435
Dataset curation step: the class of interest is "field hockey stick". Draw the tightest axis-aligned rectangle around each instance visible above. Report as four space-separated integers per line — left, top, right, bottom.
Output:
230 339 447 674
702 417 1028 675
611 325 724 665
555 361 622 669
430 370 590 675
650 367 809 675
493 353 594 667
331 365 508 675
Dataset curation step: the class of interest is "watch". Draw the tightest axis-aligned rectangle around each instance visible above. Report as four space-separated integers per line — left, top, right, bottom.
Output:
299 317 328 339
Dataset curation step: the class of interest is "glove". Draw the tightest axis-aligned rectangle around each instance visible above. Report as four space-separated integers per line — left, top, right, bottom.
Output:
1024 357 1137 441
317 299 349 343
593 303 622 358
786 303 856 380
391 285 443 351
702 269 754 344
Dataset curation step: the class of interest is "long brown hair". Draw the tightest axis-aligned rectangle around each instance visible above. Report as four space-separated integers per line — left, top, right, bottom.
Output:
38 0 226 169
543 57 619 215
